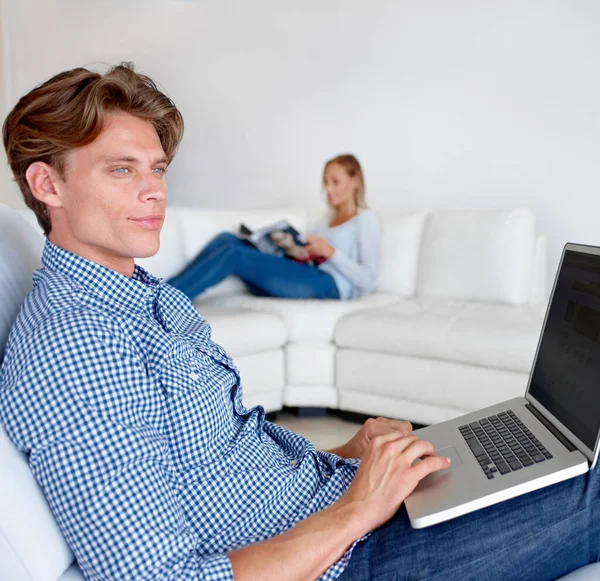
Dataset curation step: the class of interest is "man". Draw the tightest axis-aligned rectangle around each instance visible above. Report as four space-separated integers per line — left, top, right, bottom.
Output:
0 63 598 581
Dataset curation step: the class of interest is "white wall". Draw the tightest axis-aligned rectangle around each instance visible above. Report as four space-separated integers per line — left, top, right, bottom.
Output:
0 1 22 209
1 0 599 281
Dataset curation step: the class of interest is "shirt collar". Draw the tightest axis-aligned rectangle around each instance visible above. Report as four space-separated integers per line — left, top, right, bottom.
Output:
41 239 161 312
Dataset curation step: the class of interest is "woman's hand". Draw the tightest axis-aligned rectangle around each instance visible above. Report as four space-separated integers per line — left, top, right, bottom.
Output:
304 235 335 259
329 417 413 459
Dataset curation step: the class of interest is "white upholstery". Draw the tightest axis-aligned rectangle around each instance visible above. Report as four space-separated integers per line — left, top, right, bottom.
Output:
377 211 428 296
337 350 529 425
557 563 600 580
335 299 545 374
0 207 74 581
56 565 85 581
200 308 286 357
417 208 536 305
196 292 400 343
285 343 336 387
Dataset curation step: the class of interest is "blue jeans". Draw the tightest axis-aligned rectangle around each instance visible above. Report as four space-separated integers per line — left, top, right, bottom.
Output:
166 232 340 300
339 469 600 580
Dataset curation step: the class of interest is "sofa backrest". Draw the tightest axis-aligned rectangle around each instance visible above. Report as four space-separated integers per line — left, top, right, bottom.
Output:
416 208 537 305
0 204 75 581
11 205 547 306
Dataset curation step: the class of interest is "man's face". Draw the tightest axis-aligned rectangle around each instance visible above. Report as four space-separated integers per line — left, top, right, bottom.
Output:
49 112 168 275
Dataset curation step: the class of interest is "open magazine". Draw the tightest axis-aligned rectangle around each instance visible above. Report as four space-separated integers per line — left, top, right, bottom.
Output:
238 220 326 267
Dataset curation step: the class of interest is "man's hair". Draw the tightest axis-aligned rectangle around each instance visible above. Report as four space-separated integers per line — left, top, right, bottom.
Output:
2 62 184 235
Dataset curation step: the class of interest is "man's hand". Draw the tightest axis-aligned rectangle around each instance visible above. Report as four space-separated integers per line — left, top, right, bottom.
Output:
329 417 413 459
338 432 451 538
229 428 448 581
304 235 335 259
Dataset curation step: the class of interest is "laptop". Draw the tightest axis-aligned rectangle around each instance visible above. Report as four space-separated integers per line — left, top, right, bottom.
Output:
405 242 600 528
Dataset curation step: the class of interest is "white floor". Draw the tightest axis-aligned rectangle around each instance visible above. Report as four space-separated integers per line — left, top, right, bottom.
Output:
274 413 362 450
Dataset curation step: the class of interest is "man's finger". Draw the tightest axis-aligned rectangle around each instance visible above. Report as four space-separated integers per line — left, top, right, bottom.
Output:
411 454 451 481
382 418 412 435
371 432 418 454
401 438 437 465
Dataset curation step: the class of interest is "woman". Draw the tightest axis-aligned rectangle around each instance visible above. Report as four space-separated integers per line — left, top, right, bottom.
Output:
166 154 381 300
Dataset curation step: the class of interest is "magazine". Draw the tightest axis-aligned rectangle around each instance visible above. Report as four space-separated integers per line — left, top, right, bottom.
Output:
238 220 326 267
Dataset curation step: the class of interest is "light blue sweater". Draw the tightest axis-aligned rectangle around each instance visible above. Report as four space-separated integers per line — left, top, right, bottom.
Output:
310 209 381 300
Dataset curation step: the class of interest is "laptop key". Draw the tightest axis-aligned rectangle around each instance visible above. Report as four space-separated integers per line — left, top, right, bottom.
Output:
509 460 523 470
496 462 511 474
532 454 545 463
466 438 485 457
521 458 534 466
542 451 553 459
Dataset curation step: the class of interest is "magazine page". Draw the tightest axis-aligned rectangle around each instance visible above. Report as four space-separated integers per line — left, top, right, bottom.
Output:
239 220 326 266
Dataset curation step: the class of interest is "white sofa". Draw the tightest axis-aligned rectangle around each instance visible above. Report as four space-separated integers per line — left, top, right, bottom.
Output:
2 202 599 580
143 205 550 426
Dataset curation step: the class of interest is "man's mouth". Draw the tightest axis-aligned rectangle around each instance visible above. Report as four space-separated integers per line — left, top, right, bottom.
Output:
130 215 163 230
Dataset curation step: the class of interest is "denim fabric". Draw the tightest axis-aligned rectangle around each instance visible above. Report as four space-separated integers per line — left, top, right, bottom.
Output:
339 469 600 581
167 232 341 300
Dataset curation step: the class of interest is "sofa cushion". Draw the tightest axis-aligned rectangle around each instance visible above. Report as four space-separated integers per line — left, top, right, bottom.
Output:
417 208 536 305
0 207 44 361
0 426 74 581
199 308 286 357
0 204 74 581
58 564 85 581
335 299 545 374
556 562 600 580
377 211 428 297
196 292 401 343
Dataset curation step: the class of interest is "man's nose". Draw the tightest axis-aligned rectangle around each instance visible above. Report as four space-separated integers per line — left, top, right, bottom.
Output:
139 172 166 201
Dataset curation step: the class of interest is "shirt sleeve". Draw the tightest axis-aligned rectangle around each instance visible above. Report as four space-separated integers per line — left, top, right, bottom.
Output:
326 211 381 294
0 310 233 581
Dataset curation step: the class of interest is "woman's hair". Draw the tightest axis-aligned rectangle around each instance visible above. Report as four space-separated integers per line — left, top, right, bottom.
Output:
2 62 184 235
323 153 367 209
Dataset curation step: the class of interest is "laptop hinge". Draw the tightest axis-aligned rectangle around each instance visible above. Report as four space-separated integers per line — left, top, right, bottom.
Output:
524 404 577 452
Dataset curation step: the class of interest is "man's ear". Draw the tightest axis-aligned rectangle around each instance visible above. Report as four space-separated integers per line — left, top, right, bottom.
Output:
25 162 64 209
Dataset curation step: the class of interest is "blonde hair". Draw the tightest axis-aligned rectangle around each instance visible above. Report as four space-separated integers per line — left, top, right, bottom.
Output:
323 153 367 209
3 62 184 235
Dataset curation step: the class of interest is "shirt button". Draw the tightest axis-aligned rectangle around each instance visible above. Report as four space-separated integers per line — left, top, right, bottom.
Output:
146 288 153 295
190 372 199 381
289 459 298 467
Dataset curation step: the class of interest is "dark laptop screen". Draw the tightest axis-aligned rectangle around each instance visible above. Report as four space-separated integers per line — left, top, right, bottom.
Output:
528 248 600 451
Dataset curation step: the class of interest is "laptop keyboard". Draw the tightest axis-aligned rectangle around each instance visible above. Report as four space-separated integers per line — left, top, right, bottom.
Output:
459 410 553 479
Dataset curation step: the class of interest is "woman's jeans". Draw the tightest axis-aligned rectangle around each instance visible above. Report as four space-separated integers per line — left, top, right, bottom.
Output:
166 232 340 300
339 468 600 580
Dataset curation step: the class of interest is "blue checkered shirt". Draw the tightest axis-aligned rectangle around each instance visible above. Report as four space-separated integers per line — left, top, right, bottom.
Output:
0 240 362 580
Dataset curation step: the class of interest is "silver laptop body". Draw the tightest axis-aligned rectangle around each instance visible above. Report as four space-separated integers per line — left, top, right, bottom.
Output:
405 243 600 528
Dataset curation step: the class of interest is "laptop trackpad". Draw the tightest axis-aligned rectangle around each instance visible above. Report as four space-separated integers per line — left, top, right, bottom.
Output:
434 445 463 472
412 445 463 472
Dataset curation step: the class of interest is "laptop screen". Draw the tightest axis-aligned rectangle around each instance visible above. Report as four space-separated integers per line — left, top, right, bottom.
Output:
528 248 600 451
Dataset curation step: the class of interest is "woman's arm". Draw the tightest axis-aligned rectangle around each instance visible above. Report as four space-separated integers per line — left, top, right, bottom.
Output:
326 211 381 294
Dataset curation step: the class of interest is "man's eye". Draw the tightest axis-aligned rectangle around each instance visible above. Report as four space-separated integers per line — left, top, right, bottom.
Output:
114 168 129 175
153 167 167 175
